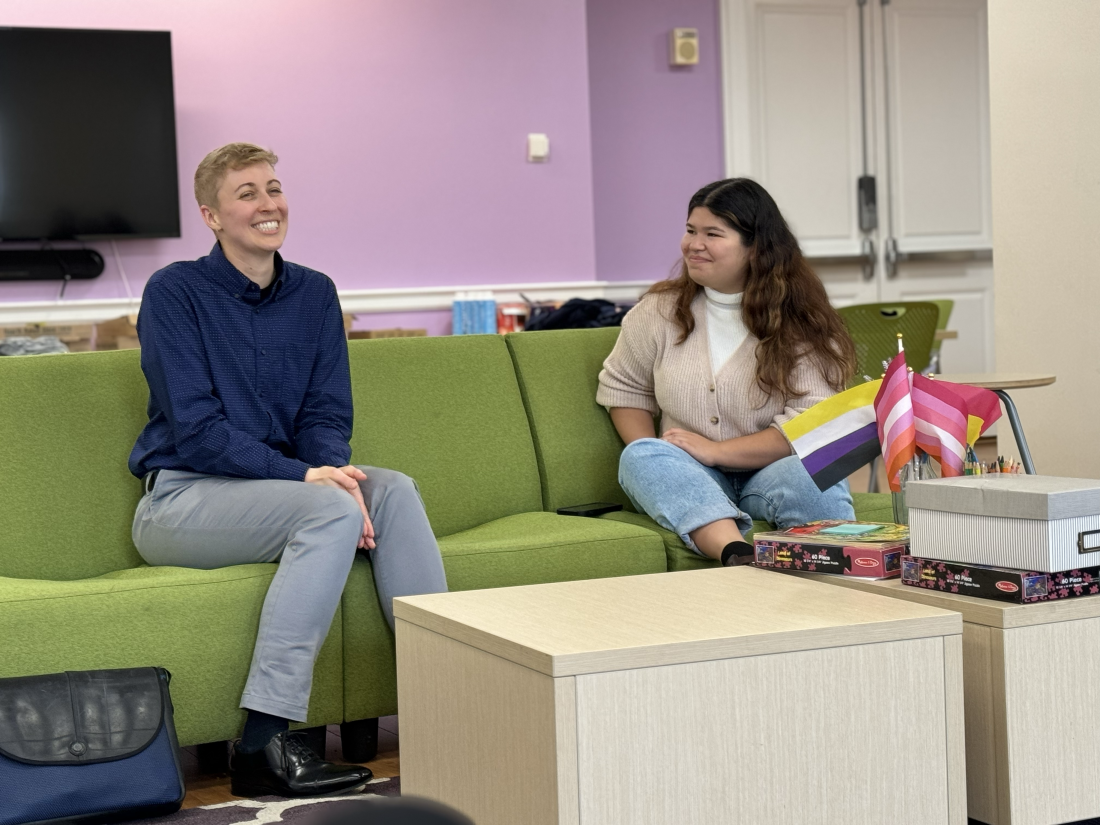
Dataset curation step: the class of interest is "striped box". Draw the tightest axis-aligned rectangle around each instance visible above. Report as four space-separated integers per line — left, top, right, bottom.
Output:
907 476 1100 573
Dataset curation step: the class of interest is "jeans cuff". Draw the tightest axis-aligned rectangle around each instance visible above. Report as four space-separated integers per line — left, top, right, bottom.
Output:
674 504 754 556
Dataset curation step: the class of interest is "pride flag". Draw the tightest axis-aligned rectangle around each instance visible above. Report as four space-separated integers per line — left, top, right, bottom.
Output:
781 379 883 492
873 353 917 492
911 373 969 476
948 382 1003 445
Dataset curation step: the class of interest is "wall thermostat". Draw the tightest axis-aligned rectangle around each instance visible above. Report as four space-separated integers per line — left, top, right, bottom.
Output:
670 28 699 66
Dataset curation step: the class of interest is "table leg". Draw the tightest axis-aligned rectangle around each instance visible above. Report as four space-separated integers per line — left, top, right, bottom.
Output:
994 389 1036 474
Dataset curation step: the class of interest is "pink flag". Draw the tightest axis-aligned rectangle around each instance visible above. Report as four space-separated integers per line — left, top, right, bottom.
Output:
911 373 969 476
945 382 1002 445
873 353 916 492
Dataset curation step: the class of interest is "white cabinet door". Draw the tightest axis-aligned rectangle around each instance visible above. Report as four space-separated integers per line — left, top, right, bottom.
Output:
876 0 994 373
878 0 991 253
720 0 995 372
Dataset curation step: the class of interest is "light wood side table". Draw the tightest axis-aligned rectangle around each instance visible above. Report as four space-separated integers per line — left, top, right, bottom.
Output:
794 572 1100 825
395 567 965 825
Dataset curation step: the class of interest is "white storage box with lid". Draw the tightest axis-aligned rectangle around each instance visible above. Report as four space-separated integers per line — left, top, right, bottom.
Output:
907 475 1100 573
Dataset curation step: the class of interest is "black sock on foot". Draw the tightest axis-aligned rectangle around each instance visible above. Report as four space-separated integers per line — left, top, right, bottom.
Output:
720 540 755 567
238 710 290 753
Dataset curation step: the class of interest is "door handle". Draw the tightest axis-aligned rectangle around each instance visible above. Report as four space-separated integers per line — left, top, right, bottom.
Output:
806 239 876 281
884 240 992 278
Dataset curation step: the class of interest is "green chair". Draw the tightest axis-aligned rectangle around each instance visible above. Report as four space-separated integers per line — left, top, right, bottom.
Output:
837 302 940 381
837 301 940 492
927 298 954 374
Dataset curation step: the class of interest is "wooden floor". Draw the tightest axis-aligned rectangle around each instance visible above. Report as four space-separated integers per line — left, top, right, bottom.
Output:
180 716 401 808
180 439 1001 808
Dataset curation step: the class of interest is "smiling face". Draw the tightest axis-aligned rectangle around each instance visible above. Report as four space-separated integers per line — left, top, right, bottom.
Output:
681 206 750 293
200 162 288 262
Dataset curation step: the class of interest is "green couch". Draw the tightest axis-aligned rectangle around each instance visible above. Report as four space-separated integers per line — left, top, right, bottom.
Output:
0 328 890 755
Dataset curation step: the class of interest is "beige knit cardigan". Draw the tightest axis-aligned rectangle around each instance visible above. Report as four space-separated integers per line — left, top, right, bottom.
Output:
596 291 835 451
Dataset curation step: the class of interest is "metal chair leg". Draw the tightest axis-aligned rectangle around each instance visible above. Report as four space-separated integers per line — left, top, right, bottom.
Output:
868 458 879 493
993 389 1036 474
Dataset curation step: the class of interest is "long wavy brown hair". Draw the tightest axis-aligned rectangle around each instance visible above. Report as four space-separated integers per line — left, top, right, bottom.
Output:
648 178 856 398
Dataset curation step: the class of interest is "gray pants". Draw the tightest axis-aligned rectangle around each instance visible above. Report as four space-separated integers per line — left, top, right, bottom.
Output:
132 466 448 722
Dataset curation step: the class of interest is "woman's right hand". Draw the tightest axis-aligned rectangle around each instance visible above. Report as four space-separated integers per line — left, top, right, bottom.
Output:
304 466 376 549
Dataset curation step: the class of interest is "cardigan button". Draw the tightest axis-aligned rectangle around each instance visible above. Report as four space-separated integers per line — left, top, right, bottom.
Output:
710 416 719 424
709 386 715 392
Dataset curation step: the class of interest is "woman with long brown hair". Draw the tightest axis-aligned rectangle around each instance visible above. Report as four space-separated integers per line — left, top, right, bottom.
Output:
597 178 857 566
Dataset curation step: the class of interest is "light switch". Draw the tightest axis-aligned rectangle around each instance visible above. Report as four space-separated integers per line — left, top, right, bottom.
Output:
527 133 550 162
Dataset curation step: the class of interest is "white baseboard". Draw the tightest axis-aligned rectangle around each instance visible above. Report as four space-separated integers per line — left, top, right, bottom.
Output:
0 279 655 325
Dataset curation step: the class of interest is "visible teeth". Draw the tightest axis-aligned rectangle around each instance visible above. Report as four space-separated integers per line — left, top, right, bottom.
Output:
253 221 279 232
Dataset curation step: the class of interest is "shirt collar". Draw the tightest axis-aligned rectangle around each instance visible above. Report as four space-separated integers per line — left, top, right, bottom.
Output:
703 286 743 307
206 242 287 301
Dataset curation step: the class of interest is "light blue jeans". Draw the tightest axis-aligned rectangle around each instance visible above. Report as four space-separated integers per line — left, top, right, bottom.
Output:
619 438 855 556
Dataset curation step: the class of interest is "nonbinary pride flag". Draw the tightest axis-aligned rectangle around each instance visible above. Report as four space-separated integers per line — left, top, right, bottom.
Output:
782 379 883 492
874 352 917 492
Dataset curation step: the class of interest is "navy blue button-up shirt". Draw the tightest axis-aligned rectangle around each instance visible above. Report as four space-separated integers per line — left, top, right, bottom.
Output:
129 243 352 481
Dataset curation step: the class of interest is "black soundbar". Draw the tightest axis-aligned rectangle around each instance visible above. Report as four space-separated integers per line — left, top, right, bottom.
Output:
0 249 105 281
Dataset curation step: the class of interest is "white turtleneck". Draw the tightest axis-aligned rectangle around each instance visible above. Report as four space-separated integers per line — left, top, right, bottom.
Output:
703 286 749 375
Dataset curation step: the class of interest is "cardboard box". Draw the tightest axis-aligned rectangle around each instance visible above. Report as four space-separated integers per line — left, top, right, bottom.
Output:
94 315 139 350
753 522 909 579
907 475 1100 573
348 328 428 339
900 555 1100 604
2 322 94 341
2 322 94 352
754 539 905 578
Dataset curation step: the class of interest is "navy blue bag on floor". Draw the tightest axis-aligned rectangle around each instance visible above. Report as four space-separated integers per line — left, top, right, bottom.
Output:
0 667 185 825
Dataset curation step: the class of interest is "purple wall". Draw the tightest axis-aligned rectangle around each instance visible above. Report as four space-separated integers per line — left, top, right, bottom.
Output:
1 0 597 304
586 0 725 282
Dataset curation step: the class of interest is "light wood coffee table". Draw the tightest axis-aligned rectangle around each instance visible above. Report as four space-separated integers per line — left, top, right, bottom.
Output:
395 567 965 825
796 572 1100 825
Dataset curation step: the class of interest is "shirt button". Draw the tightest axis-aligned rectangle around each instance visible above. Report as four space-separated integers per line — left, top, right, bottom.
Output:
261 349 267 356
710 416 719 424
709 385 715 393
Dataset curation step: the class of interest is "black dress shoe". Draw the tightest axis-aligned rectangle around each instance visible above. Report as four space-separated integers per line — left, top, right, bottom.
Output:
230 730 373 798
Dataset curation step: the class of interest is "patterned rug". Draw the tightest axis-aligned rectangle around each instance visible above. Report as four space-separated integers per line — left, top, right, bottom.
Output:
133 777 401 824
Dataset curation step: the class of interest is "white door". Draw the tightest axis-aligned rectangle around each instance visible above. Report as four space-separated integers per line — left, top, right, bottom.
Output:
721 0 995 373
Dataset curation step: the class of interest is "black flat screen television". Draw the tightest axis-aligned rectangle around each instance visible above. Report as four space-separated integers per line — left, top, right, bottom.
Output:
0 26 180 241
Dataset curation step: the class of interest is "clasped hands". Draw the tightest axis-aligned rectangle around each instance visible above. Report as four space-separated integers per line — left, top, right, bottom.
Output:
304 466 376 549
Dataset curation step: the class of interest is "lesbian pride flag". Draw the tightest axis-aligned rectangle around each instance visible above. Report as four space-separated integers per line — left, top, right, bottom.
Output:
911 373 969 476
873 353 917 492
948 382 1003 445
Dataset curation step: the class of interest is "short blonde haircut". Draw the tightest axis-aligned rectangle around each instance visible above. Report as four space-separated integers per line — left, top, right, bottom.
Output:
194 143 279 208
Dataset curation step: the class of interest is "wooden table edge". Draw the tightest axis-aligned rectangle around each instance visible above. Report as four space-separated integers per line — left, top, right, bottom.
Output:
791 571 1100 629
394 596 961 677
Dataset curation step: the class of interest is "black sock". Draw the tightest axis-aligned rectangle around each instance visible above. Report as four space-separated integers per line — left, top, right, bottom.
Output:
239 710 290 753
720 540 755 567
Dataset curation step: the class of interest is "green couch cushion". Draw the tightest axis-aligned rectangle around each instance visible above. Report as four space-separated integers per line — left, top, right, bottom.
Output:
0 565 344 746
505 328 632 513
852 492 894 523
346 336 543 537
0 350 147 580
439 511 665 590
341 512 666 721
